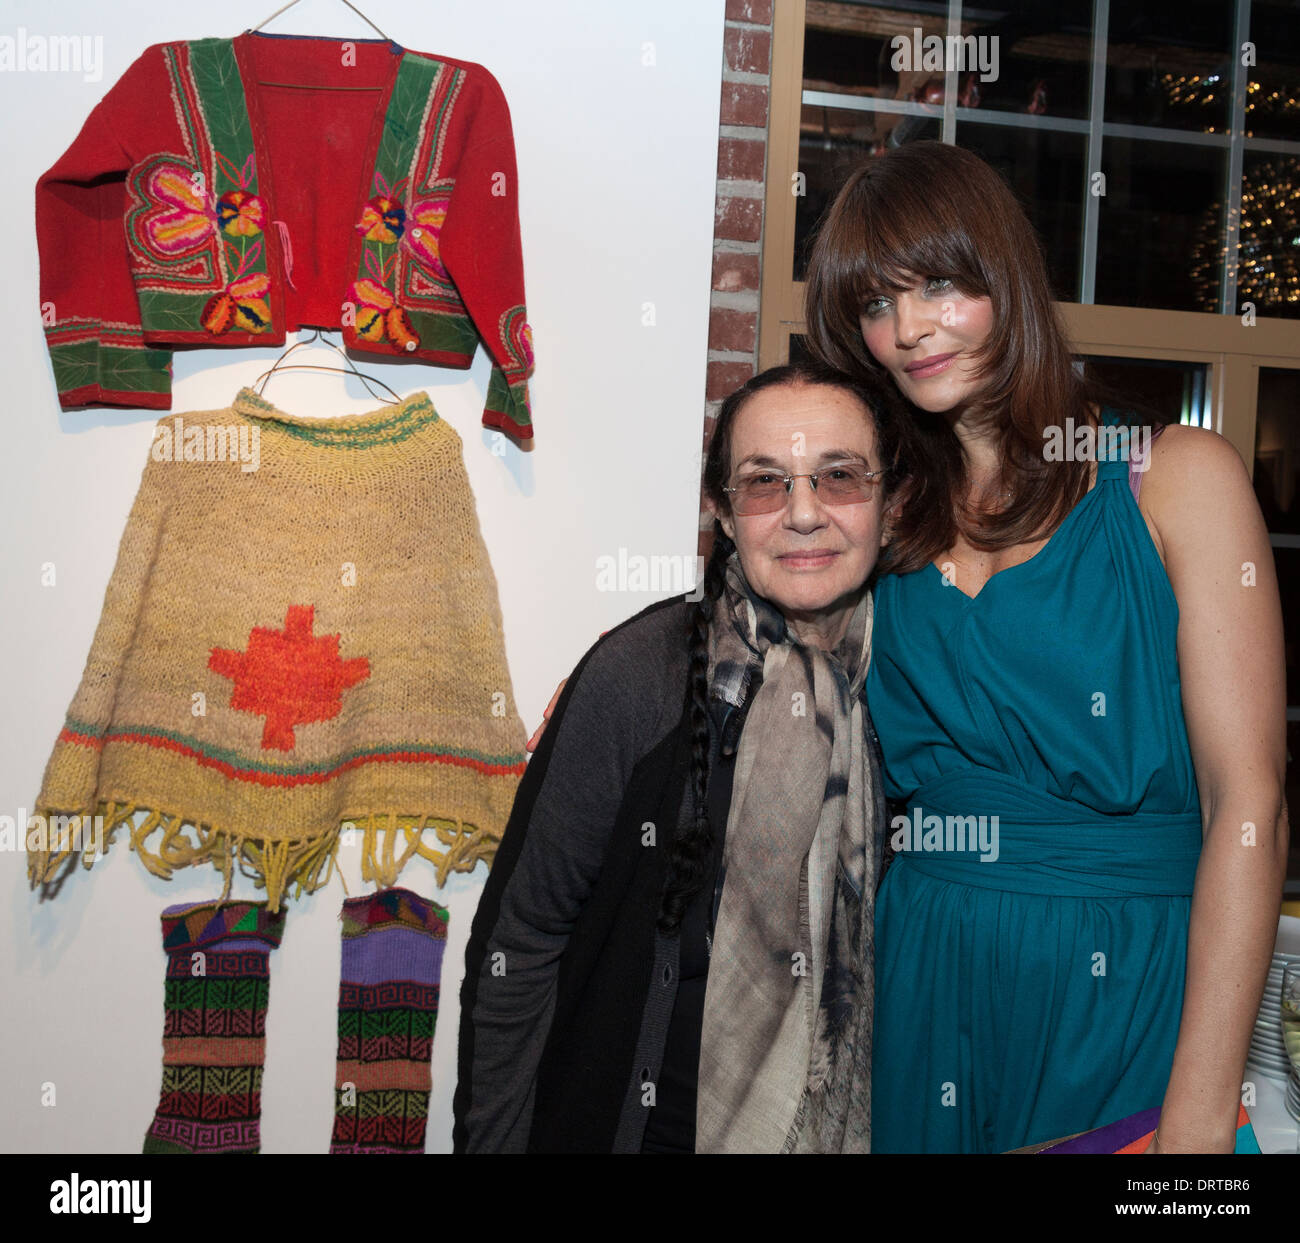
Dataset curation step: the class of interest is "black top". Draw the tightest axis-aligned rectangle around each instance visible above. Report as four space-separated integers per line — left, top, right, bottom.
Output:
640 694 747 1154
455 596 704 1153
454 593 882 1153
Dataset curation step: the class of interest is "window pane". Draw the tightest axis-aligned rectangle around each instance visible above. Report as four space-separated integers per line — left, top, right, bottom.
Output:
803 2 1095 117
794 103 906 282
1254 366 1300 536
1077 355 1209 426
960 1 1094 121
1104 2 1236 134
1248 0 1300 143
1238 154 1300 320
801 2 904 96
956 122 1086 301
1094 138 1226 312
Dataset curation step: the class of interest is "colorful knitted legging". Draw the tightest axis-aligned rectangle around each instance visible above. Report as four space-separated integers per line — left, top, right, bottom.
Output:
330 888 448 1154
143 899 286 1154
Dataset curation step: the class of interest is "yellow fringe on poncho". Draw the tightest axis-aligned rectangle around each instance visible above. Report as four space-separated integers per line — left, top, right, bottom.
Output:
29 388 527 910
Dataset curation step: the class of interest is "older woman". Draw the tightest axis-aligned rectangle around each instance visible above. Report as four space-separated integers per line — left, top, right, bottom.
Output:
453 362 900 1153
804 140 1288 1153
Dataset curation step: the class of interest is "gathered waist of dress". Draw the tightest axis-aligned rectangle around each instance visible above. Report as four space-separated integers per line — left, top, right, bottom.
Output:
890 769 1203 897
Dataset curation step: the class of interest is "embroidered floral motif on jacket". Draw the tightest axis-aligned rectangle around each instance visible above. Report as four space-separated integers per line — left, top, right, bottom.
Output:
37 33 535 438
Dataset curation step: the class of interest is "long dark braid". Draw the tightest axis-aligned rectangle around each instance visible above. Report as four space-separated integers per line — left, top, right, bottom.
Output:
656 361 903 934
657 524 735 934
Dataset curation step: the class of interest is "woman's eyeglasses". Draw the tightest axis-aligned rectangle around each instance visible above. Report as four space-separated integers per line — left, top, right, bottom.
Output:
723 462 886 516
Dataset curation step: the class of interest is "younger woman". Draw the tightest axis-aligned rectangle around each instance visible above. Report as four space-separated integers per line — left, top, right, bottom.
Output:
805 140 1288 1153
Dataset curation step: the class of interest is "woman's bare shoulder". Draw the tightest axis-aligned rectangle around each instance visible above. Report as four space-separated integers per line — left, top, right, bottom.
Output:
1139 423 1256 569
1143 422 1247 497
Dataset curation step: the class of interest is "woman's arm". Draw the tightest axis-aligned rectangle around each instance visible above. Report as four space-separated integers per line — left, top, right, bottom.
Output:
1139 424 1290 1153
453 623 673 1151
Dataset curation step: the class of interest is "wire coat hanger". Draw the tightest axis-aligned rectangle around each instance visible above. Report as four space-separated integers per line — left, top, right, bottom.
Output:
243 6 401 405
254 329 403 404
250 0 393 44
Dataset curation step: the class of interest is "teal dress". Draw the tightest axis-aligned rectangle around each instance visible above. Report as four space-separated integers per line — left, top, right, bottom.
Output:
866 413 1203 1153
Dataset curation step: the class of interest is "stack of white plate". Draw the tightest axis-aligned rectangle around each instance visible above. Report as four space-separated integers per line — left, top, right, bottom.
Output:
1288 1071 1300 1123
1245 915 1300 1084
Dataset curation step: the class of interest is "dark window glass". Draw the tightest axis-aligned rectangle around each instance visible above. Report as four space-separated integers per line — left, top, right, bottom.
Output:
955 1 1094 120
801 13 892 95
802 2 1094 117
794 104 899 283
1254 366 1300 539
1078 356 1209 426
955 122 1086 301
1104 2 1235 134
1094 138 1226 312
1238 154 1300 320
1248 0 1300 143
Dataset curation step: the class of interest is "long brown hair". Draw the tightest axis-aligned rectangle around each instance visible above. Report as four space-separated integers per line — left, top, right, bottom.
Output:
803 140 1120 575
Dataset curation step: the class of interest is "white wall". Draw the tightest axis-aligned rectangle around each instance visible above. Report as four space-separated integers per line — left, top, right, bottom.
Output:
0 0 725 1153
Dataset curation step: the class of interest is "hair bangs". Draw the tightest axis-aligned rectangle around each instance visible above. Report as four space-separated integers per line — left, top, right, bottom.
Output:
810 159 991 365
857 195 990 305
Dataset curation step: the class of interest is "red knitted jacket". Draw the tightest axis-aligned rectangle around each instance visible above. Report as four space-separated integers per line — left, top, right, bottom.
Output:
35 31 535 439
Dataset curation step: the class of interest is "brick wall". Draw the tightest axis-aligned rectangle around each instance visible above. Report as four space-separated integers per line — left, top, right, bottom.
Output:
701 0 774 557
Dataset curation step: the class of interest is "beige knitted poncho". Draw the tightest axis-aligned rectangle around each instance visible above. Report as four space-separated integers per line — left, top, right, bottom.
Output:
29 387 527 910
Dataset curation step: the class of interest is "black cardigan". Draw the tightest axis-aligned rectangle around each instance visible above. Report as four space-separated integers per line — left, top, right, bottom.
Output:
454 594 724 1152
453 591 885 1152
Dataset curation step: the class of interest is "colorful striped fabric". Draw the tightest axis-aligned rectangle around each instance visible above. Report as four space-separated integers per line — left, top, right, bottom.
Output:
330 888 448 1154
143 899 286 1154
1030 1103 1261 1153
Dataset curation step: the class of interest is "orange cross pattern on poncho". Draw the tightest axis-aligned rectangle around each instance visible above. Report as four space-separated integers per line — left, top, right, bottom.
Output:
209 604 370 751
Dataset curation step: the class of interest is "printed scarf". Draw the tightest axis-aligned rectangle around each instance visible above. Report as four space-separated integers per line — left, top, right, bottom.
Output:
695 550 878 1152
